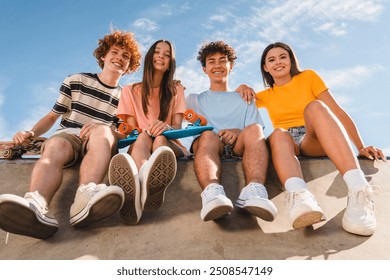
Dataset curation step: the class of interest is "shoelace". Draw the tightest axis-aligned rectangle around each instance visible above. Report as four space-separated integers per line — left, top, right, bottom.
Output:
348 187 375 210
78 183 100 194
285 190 308 208
247 183 268 199
25 191 49 215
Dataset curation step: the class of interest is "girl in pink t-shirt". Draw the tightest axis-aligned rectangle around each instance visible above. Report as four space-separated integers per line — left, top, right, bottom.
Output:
108 40 186 225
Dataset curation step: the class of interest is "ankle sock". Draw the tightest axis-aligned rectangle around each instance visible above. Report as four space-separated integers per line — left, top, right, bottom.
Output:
343 169 368 191
285 177 307 193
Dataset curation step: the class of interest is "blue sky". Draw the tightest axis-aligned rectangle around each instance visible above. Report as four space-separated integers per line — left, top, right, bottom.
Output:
1 0 389 155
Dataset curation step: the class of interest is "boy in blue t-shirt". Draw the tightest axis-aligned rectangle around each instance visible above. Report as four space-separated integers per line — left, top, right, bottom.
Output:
186 41 277 222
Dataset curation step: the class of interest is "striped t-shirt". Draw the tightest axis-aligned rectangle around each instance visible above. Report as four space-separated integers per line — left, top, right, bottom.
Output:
52 73 121 130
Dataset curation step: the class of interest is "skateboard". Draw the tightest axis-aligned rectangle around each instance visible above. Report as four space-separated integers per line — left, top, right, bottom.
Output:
0 137 47 159
117 110 213 149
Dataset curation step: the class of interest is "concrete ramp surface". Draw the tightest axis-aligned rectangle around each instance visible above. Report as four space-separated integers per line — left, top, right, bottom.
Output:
0 157 389 260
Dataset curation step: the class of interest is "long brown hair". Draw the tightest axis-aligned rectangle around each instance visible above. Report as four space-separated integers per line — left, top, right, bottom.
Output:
260 42 302 88
137 39 177 121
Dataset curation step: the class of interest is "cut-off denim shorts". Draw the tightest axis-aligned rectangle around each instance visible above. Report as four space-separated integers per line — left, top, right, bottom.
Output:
287 125 306 145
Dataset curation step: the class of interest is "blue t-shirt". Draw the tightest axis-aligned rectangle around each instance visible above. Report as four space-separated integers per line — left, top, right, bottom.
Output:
186 90 264 133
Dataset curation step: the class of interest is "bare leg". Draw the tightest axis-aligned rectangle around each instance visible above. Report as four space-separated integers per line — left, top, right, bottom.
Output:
268 128 303 185
79 125 116 185
233 124 268 185
129 132 153 170
30 137 74 203
301 101 359 175
192 131 224 190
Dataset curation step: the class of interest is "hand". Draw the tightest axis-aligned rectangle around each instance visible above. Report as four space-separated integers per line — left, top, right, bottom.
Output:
235 84 257 104
358 146 387 162
80 122 104 140
174 79 186 90
12 131 33 145
147 120 169 137
218 129 239 146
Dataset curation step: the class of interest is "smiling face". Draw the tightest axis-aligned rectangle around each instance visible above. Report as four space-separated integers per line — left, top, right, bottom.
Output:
153 41 171 73
263 47 292 84
203 52 232 86
101 45 131 76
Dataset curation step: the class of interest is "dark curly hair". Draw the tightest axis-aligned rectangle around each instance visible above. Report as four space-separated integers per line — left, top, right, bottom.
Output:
197 41 237 67
93 30 141 74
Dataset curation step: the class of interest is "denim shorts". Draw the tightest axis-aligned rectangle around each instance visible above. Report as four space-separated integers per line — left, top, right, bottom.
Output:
287 126 306 145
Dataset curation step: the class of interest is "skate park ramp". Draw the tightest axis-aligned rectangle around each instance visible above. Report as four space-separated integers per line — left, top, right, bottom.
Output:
0 157 389 260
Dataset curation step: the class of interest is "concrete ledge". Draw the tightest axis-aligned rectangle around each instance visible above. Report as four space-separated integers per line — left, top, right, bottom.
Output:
0 157 389 260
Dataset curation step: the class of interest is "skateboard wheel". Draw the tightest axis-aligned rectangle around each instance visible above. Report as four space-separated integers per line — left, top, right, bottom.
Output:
119 123 133 134
198 116 208 126
3 149 14 159
184 109 198 123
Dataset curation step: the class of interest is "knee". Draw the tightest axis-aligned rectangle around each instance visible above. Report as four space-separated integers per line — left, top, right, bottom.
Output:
268 129 291 148
89 124 115 143
242 123 264 138
304 100 330 118
41 137 73 162
197 131 219 149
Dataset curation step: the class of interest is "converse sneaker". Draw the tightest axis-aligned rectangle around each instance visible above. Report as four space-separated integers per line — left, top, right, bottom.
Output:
286 189 324 229
0 191 58 239
139 146 177 210
200 184 233 221
342 186 376 236
70 182 124 227
109 153 142 225
235 183 277 221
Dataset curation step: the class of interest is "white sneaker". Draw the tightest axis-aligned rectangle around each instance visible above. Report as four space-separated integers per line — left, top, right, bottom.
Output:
342 186 376 236
70 182 124 227
235 183 277 221
286 189 324 229
109 153 142 225
200 184 233 221
139 146 177 210
0 191 58 239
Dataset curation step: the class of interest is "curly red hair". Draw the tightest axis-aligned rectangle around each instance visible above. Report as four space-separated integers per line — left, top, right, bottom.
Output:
93 30 141 74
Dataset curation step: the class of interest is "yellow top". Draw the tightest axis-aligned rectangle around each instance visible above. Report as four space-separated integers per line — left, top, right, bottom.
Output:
255 70 328 129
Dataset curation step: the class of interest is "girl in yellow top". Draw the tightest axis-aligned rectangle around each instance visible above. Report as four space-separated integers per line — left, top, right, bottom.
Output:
251 42 385 236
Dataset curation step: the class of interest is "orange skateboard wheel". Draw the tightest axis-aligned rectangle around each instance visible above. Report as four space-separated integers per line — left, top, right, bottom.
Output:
184 109 208 126
198 115 208 126
118 123 133 134
184 109 198 123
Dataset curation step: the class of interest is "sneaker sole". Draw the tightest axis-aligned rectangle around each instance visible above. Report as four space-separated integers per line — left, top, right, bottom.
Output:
243 206 275 222
0 197 58 239
142 148 177 210
292 211 324 229
202 204 233 221
109 154 141 225
70 189 124 227
342 218 376 236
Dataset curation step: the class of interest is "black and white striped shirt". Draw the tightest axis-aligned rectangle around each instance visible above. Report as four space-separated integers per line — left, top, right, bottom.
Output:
52 73 121 129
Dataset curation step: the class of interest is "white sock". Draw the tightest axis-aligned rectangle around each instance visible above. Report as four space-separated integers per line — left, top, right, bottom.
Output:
285 177 307 193
343 169 368 191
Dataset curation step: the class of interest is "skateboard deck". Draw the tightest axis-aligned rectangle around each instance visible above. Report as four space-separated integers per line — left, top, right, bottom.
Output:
117 109 212 149
0 137 46 159
117 125 214 149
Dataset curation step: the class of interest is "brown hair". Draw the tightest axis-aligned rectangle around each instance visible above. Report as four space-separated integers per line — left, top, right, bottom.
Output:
93 30 141 74
260 42 302 88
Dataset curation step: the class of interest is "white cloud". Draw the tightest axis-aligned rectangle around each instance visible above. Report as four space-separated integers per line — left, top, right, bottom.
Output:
176 59 209 95
319 64 384 89
133 18 158 32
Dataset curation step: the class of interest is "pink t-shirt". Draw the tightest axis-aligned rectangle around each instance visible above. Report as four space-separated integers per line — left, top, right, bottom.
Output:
117 83 186 129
